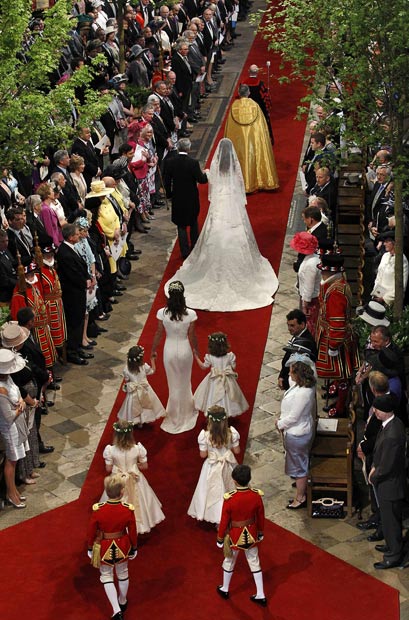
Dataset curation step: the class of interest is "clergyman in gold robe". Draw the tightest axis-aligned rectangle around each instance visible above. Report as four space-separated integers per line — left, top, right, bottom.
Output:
224 84 279 194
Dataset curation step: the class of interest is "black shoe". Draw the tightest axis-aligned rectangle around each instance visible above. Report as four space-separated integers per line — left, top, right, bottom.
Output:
115 285 127 291
357 519 378 531
187 117 198 123
96 314 110 321
375 544 389 553
219 58 227 63
374 558 403 570
119 600 128 613
154 199 165 206
131 249 142 254
109 298 119 305
367 531 384 542
39 406 48 415
67 354 89 365
250 595 267 607
37 461 46 468
39 445 54 454
53 376 63 382
46 401 55 407
111 613 123 620
87 340 97 346
112 290 123 297
80 343 94 350
47 382 60 390
216 586 229 600
97 326 108 333
78 350 94 360
126 252 140 260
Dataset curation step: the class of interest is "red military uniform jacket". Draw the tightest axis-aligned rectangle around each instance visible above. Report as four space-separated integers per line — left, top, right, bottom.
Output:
315 274 359 379
217 486 265 550
40 265 67 348
88 499 138 566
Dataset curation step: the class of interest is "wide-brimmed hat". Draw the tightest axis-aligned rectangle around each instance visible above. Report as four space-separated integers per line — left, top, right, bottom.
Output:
377 229 395 242
86 39 103 53
111 73 128 87
0 349 26 374
85 180 114 199
356 301 390 327
285 353 316 369
318 254 344 272
104 25 117 35
103 157 128 180
290 231 318 255
129 44 148 60
283 342 315 357
1 322 30 349
369 347 400 378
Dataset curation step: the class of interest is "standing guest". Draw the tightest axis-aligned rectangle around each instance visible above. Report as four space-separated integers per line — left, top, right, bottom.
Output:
25 194 53 248
290 232 321 335
129 124 156 224
224 84 279 194
163 138 208 259
6 207 33 266
71 126 103 190
56 224 91 366
37 183 63 247
10 262 57 370
0 349 27 509
87 474 137 620
171 39 194 117
117 345 166 427
0 229 18 306
369 394 407 569
188 405 240 524
278 309 317 391
302 203 330 241
101 420 165 534
275 355 316 509
371 229 408 306
194 332 248 418
151 280 199 434
74 216 99 351
304 132 326 194
69 154 88 205
37 245 67 362
216 464 266 607
52 150 82 215
309 167 338 224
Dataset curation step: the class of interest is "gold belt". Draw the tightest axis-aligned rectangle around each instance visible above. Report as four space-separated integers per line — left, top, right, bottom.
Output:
103 530 125 539
231 519 255 528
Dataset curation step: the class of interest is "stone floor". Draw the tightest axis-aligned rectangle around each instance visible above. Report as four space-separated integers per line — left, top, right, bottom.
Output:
1 7 409 617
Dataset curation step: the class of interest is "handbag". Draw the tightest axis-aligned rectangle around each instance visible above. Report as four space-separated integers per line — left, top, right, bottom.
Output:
311 497 345 519
118 256 132 277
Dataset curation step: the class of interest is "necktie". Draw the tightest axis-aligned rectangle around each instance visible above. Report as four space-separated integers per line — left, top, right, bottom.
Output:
19 231 30 251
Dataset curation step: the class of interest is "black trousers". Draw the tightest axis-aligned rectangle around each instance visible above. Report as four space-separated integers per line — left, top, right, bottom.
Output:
177 220 199 258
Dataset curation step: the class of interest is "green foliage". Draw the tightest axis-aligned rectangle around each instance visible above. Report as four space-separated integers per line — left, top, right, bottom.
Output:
0 0 108 171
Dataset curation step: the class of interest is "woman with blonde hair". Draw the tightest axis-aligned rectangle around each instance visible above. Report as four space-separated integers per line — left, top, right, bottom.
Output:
188 405 240 524
101 419 165 533
69 154 88 205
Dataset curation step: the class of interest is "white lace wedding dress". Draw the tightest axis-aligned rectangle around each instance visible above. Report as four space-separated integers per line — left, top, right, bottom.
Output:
165 139 278 311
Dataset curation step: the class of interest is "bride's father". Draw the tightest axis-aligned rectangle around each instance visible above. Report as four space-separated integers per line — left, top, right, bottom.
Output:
163 138 208 259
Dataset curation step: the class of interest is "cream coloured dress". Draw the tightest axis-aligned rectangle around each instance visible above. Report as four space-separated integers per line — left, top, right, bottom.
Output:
117 364 166 425
101 443 165 534
194 352 248 417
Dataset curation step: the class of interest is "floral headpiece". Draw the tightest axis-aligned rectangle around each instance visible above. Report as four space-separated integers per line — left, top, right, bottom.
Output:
285 353 315 368
207 407 227 422
168 281 184 293
208 333 227 344
128 346 144 363
113 421 134 433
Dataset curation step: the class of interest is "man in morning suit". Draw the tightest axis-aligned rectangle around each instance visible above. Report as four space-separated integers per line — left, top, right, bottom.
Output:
216 464 266 607
278 309 317 391
163 138 208 259
0 229 17 304
71 126 102 190
56 223 90 365
369 394 407 569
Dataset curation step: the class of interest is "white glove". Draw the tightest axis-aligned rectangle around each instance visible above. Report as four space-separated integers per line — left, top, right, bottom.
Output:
216 541 224 549
328 348 339 357
87 550 92 559
129 550 138 560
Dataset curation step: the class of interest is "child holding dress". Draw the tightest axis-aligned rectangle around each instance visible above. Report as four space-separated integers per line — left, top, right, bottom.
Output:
194 332 248 417
188 405 240 524
117 345 165 427
101 420 165 534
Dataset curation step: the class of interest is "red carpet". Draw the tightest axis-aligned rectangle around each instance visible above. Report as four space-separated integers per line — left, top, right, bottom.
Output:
0 13 399 620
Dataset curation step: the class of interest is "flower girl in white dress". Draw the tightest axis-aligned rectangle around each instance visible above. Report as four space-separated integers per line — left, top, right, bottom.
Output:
101 420 165 534
194 333 248 417
117 345 165 427
188 406 240 524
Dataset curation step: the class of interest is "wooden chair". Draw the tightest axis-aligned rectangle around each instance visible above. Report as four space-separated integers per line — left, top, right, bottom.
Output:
307 428 355 517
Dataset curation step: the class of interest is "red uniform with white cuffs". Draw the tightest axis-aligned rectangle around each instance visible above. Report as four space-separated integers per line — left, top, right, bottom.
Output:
88 499 137 566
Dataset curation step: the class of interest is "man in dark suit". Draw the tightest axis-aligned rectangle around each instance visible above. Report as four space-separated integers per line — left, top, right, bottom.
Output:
71 126 102 190
52 149 82 214
278 309 317 390
304 132 326 193
139 0 155 26
0 229 17 304
292 205 329 273
369 394 407 569
163 138 208 259
171 40 194 117
366 165 393 241
309 167 337 223
56 223 90 365
6 207 33 266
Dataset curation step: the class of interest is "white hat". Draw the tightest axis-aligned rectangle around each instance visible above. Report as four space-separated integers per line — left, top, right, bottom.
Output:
356 301 390 327
0 349 26 374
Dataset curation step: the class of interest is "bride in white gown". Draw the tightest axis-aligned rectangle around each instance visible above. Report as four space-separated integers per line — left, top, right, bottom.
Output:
165 138 279 312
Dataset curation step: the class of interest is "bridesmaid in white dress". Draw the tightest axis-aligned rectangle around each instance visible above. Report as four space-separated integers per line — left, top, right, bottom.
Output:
101 420 165 534
188 406 240 524
151 281 199 434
